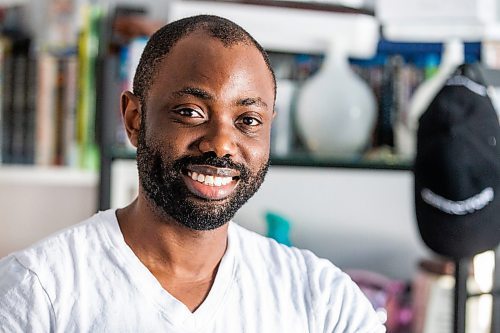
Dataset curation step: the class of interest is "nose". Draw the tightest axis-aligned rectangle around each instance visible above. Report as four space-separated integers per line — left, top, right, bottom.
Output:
198 122 237 157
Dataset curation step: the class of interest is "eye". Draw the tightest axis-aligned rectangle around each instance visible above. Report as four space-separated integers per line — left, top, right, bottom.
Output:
235 114 264 134
170 106 206 126
174 108 203 118
238 116 262 127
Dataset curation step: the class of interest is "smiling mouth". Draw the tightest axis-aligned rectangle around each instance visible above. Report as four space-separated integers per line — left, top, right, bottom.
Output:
182 165 241 200
187 171 236 187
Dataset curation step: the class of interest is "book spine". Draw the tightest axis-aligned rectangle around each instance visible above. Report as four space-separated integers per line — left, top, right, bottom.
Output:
76 5 90 169
2 42 13 164
54 57 66 166
0 39 6 164
11 54 27 164
64 55 78 166
77 4 102 171
22 56 37 164
35 53 57 166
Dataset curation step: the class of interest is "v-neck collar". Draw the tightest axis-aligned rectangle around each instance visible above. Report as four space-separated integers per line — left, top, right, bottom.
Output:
99 209 237 331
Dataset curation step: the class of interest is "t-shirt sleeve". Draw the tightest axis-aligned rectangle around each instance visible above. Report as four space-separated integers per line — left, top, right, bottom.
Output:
0 255 55 332
305 252 386 333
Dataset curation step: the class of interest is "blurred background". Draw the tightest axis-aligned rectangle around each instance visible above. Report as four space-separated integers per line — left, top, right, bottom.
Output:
0 0 498 332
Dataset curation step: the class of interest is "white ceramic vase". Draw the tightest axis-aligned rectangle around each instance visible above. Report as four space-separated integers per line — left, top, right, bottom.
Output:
295 40 377 158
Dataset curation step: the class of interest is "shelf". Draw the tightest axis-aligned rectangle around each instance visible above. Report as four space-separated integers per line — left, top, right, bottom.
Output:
271 153 412 170
109 147 412 171
0 165 98 186
351 40 481 66
110 148 136 161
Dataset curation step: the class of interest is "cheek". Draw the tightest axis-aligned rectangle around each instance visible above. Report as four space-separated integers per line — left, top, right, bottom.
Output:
147 121 195 152
144 129 179 162
250 124 272 157
241 136 271 168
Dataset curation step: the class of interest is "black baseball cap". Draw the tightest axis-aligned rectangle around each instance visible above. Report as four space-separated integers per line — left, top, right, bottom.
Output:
414 64 500 259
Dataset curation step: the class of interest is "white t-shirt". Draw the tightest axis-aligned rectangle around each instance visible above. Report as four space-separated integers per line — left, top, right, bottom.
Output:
0 209 385 333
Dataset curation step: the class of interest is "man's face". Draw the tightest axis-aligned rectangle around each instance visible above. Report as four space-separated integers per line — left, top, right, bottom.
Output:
135 31 275 230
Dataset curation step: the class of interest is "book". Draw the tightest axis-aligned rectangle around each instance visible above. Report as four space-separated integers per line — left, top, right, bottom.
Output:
35 53 57 166
63 55 78 166
0 38 12 164
76 3 103 171
22 56 37 164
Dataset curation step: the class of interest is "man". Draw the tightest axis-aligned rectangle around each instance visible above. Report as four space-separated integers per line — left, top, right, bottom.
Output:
0 15 385 332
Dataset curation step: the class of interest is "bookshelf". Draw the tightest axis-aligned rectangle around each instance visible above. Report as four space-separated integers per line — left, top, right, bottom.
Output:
95 1 485 212
0 1 481 210
98 1 382 209
0 2 102 171
97 35 481 209
0 1 103 255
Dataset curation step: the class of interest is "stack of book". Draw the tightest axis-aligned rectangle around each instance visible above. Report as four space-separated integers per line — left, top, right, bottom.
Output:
0 1 103 170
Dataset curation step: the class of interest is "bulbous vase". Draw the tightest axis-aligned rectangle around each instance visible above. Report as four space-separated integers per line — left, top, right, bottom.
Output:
295 41 377 158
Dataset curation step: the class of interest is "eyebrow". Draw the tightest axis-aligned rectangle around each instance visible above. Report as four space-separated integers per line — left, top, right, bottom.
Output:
173 87 214 100
237 97 268 109
172 86 268 108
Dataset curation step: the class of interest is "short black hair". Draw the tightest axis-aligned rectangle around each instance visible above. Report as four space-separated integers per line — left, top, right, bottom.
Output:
133 14 276 105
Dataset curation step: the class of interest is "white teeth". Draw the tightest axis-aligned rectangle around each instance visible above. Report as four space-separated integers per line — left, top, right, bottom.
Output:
188 171 232 187
204 175 214 186
214 177 222 186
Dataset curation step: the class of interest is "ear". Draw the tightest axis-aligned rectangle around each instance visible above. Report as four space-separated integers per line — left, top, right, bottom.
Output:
121 91 142 148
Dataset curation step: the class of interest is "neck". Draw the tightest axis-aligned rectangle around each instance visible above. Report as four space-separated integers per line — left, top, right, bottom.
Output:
116 195 229 281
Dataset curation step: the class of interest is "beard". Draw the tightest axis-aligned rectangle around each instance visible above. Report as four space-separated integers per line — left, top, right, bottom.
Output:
136 120 269 231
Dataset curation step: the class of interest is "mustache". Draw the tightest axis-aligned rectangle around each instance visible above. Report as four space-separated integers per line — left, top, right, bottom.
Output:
173 152 250 178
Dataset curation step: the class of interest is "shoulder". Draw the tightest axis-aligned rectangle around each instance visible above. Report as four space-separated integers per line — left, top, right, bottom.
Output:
13 210 114 268
230 222 342 278
3 210 116 300
0 255 38 296
230 223 385 333
0 255 55 330
229 222 350 299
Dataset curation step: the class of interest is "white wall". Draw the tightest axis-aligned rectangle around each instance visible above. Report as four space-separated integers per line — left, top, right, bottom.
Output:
0 167 98 257
235 166 431 280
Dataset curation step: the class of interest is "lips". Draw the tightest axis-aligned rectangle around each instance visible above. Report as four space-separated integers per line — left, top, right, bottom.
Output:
182 165 240 200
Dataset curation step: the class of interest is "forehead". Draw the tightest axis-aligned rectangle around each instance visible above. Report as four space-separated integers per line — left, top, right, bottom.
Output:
148 31 274 102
